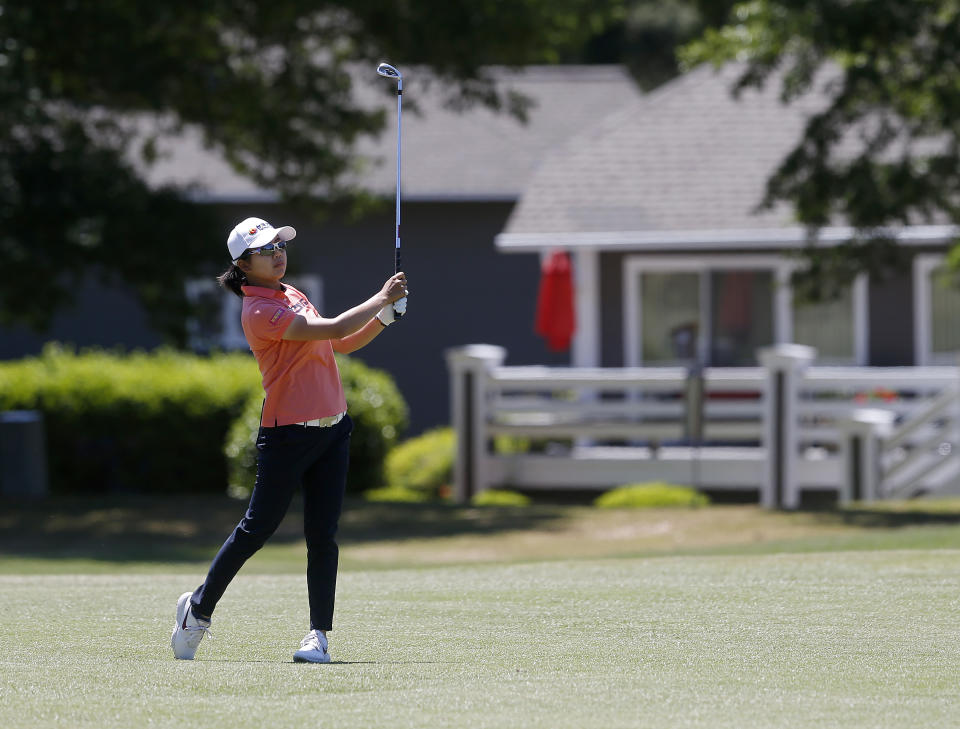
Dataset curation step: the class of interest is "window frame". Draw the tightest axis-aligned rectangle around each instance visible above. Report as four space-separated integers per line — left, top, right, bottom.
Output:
185 274 323 352
622 254 867 367
913 253 960 365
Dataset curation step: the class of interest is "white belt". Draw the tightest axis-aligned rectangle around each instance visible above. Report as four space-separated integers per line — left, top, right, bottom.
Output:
298 411 346 428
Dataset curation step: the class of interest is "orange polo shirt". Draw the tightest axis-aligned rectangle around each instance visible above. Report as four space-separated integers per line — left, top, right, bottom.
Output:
240 284 348 427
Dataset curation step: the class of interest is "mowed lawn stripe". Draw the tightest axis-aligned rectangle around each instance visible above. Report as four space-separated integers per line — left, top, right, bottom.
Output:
2 551 959 729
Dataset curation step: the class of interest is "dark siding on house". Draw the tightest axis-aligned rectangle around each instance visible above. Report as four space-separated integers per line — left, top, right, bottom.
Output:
600 251 625 367
0 275 164 358
869 268 915 366
0 200 568 436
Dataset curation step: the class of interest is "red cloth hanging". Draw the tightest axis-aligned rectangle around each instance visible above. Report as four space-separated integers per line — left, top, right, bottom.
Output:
535 250 576 352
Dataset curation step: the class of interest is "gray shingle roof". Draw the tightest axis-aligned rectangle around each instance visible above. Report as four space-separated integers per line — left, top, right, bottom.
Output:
138 66 641 202
501 63 831 236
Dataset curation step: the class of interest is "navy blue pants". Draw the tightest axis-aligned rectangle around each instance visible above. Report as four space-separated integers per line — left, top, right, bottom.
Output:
192 415 352 631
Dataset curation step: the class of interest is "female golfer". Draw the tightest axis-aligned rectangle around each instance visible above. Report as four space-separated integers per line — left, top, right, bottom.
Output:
171 216 408 663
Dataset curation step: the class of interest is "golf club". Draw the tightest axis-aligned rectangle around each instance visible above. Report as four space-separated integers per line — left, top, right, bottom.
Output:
377 61 405 318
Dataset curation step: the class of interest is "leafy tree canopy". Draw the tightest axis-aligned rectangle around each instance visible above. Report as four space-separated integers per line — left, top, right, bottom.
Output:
0 0 615 342
575 0 737 89
682 0 960 301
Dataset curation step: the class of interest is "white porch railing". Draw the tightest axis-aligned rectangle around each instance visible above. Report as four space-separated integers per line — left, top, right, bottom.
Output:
446 344 960 508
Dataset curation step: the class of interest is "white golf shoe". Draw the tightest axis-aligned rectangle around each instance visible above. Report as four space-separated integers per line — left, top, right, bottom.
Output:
171 591 212 660
293 629 330 663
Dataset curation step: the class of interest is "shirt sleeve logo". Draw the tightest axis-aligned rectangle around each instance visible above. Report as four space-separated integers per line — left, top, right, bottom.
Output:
269 308 285 324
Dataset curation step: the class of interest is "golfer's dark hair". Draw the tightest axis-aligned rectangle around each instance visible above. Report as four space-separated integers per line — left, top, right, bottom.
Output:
217 253 250 297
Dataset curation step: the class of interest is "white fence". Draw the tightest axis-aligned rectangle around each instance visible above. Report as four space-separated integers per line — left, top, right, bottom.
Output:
446 344 960 508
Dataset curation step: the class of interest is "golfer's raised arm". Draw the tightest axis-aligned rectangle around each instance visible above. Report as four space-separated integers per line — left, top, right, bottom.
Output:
283 273 407 341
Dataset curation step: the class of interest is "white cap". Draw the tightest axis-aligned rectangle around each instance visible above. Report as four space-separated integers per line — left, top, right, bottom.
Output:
227 217 297 261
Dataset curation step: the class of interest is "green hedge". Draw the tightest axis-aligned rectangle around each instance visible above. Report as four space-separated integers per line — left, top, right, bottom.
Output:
0 344 408 495
0 344 259 493
382 428 536 501
224 392 265 498
594 482 709 509
384 426 455 499
472 489 531 507
363 485 431 503
225 353 408 496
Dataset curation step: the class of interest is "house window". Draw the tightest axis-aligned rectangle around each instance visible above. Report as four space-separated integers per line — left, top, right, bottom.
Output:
640 272 700 365
710 270 774 366
915 256 960 364
930 266 960 356
185 275 323 352
632 263 778 366
626 255 866 367
792 287 856 364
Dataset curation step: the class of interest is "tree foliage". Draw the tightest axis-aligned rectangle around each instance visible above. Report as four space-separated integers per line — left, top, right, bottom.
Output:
576 0 738 89
682 0 960 299
0 0 616 341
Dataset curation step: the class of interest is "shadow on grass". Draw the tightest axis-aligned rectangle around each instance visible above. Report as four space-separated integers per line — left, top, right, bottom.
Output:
0 494 568 564
6 493 960 566
807 503 960 529
197 659 380 665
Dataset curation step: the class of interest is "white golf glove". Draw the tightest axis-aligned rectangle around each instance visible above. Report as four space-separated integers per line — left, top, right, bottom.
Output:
377 297 407 327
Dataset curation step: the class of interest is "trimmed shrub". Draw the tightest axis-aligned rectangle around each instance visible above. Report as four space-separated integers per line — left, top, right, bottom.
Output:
382 428 538 501
0 344 260 493
384 426 454 499
492 435 531 454
471 489 531 507
364 486 430 503
224 353 408 496
224 392 264 499
338 354 409 492
594 482 709 509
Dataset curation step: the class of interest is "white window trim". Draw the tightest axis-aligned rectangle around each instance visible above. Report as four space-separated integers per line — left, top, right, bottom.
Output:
572 248 600 367
913 253 960 366
853 274 869 366
184 279 247 351
622 254 868 367
914 254 937 365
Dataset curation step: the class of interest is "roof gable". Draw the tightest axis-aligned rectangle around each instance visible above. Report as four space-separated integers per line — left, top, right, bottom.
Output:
137 66 642 203
502 63 831 236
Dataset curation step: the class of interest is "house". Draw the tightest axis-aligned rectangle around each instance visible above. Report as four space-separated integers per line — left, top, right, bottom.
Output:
495 63 960 371
0 66 643 436
443 62 960 505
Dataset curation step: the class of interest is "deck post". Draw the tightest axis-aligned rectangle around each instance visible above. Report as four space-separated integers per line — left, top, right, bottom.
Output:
839 409 896 504
445 345 507 504
758 344 816 509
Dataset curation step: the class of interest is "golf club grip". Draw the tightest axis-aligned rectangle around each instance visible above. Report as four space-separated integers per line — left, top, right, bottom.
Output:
393 243 403 319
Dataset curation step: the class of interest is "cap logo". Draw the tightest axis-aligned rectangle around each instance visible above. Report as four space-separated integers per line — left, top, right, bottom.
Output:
248 228 257 236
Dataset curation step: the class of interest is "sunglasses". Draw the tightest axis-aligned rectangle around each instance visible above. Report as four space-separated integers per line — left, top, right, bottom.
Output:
247 240 288 256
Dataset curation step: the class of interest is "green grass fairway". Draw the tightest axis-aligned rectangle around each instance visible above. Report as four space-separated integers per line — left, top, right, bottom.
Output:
2 550 960 728
3 498 960 727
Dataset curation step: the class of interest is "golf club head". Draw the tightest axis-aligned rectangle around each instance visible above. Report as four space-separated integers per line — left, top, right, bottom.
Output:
376 62 402 82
